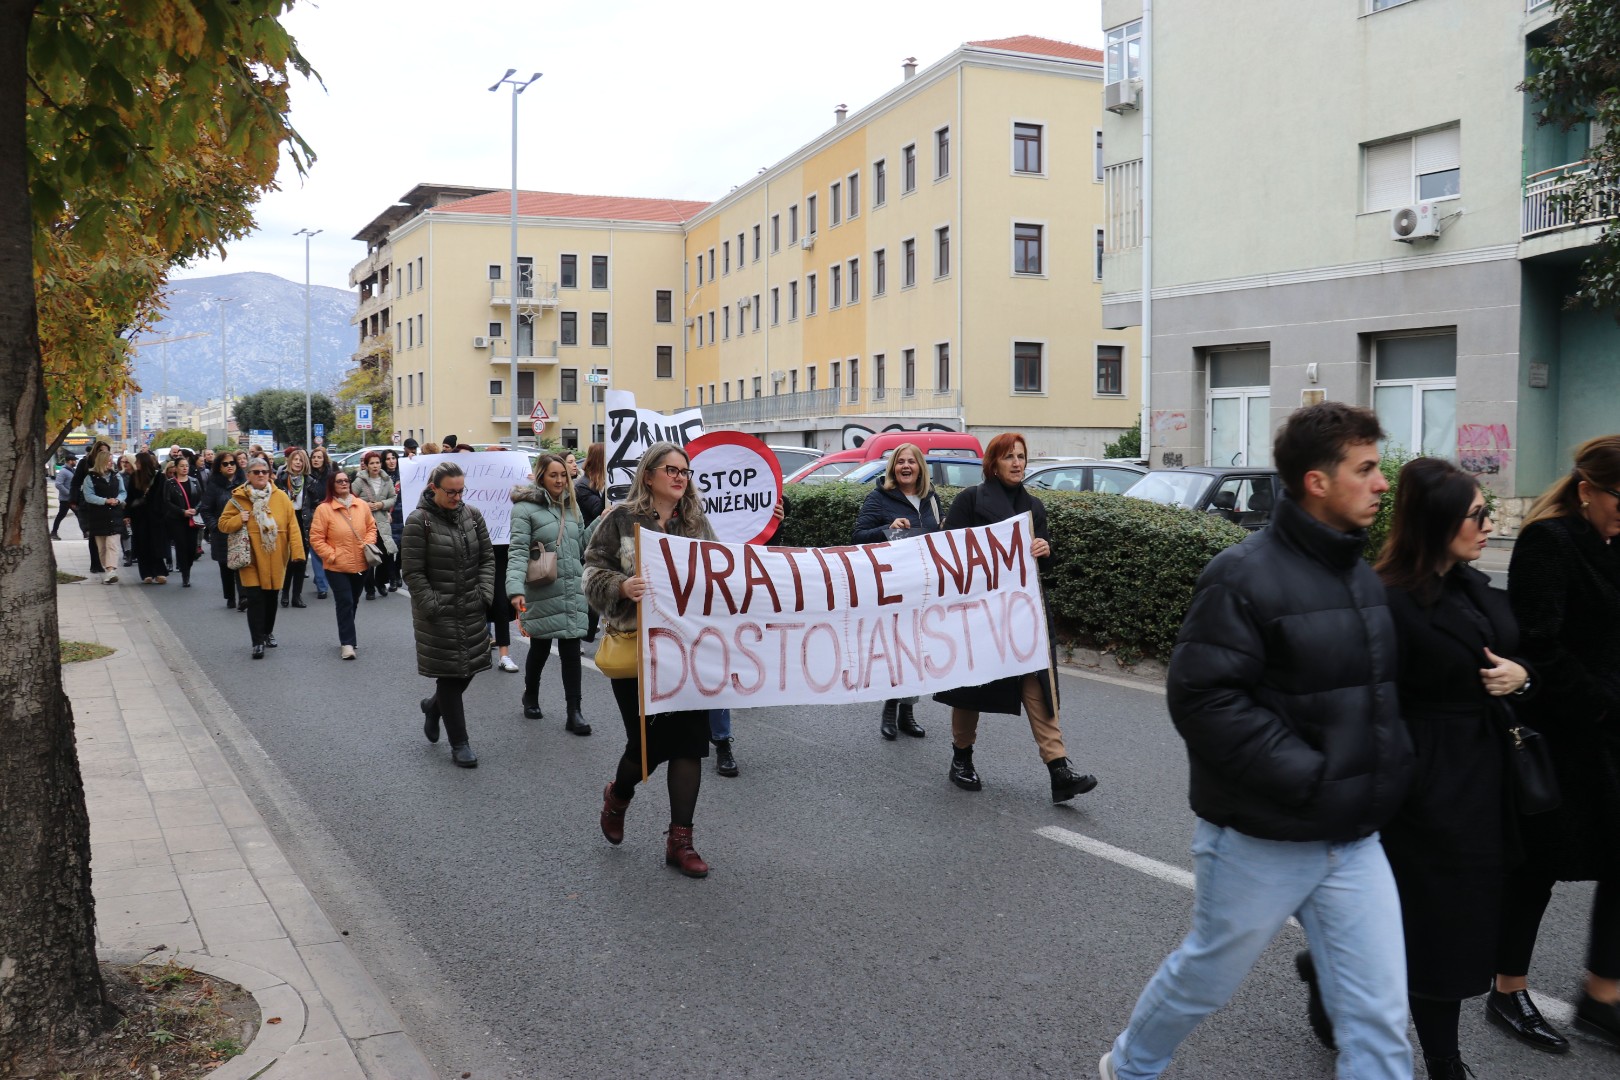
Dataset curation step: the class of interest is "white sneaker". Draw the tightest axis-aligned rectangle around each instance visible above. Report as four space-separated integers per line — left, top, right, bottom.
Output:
498 655 519 672
340 645 355 660
104 572 118 584
1098 1051 1118 1080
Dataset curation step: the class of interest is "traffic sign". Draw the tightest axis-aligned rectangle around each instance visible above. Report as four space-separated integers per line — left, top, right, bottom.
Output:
530 399 551 424
586 371 610 386
355 405 373 431
313 423 325 438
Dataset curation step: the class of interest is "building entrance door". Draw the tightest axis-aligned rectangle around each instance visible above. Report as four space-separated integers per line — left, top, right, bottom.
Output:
1206 346 1272 467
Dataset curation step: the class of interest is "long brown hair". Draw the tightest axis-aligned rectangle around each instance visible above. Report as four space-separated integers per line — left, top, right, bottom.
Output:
583 442 606 491
1375 457 1478 598
534 453 579 518
1523 435 1620 529
625 442 705 535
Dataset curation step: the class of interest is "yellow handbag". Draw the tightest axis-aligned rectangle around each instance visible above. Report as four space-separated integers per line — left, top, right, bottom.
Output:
594 627 639 679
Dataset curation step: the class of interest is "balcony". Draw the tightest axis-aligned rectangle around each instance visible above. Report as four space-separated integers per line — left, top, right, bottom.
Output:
488 340 559 364
1522 160 1615 238
489 280 560 308
701 386 962 426
490 396 559 422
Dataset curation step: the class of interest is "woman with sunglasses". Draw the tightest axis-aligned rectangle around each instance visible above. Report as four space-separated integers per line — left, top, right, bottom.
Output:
1351 458 1532 1080
583 442 717 877
217 459 306 659
199 454 243 607
403 461 495 768
1487 435 1620 1052
309 470 378 661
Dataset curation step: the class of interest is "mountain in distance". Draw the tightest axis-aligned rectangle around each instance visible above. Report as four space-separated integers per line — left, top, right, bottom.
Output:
132 272 358 406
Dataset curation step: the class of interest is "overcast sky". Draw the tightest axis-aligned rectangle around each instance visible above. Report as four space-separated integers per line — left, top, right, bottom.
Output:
170 0 1104 293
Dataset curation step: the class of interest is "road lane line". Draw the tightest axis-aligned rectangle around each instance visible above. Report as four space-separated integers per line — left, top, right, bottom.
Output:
1037 825 1579 1027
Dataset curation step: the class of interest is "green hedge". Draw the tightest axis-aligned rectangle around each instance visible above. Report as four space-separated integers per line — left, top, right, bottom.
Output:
779 482 1247 662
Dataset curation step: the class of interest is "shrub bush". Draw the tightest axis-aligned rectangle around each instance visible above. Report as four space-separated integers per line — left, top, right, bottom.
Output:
778 482 1247 662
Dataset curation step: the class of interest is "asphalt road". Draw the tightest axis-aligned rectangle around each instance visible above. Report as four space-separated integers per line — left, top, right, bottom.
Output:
126 559 1614 1080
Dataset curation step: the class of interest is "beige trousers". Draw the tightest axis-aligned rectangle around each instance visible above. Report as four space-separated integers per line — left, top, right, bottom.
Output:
94 535 121 574
950 672 1067 763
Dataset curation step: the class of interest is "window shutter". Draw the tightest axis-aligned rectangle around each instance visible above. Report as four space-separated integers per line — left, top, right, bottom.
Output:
1413 126 1460 175
1364 139 1411 212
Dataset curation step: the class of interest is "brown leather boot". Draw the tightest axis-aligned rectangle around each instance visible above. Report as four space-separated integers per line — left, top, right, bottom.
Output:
600 782 631 845
664 824 709 878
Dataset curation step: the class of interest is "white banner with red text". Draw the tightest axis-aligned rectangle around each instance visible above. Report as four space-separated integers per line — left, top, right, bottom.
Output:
637 515 1050 711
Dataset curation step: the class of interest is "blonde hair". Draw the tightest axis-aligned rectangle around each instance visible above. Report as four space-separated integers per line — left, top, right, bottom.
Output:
1523 434 1620 529
881 442 933 501
625 442 706 535
534 453 579 517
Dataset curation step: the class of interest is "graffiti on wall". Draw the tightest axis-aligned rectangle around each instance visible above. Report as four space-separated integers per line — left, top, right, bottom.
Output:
1151 411 1189 436
1458 423 1512 476
840 422 955 451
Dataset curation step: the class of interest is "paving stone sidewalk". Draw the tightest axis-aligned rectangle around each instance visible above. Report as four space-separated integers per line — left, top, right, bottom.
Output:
55 533 437 1080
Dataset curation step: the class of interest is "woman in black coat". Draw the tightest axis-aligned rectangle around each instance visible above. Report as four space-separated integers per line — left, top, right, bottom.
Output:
200 455 243 607
161 456 206 587
383 449 405 591
125 451 170 583
1490 434 1620 1051
854 443 943 739
1371 458 1533 1080
933 432 1096 803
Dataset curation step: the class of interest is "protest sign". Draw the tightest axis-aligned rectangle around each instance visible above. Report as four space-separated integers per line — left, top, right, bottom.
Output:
605 390 704 487
686 431 782 544
638 515 1050 711
398 451 531 545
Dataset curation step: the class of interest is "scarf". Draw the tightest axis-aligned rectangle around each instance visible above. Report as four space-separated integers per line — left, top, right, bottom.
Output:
336 494 355 509
248 483 278 544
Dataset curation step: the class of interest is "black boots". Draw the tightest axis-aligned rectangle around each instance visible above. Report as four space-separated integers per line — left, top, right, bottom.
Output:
880 700 898 740
565 702 591 736
1048 758 1098 802
896 702 925 737
421 697 441 743
451 742 478 768
522 694 543 720
714 739 738 777
1575 990 1620 1045
949 745 982 791
1423 1057 1476 1080
1485 988 1570 1053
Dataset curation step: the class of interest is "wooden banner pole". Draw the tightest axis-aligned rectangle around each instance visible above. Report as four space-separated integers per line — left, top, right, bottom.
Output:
635 525 648 783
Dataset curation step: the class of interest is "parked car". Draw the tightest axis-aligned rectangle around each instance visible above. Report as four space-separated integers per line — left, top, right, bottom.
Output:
787 430 983 483
768 445 823 477
843 456 986 490
787 458 867 485
335 445 408 473
1124 466 1283 530
1025 460 1148 494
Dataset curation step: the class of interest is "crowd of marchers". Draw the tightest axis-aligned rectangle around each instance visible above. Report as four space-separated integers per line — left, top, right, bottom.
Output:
54 408 1620 1080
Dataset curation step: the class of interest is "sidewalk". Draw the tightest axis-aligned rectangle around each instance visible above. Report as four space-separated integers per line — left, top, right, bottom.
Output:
55 530 437 1080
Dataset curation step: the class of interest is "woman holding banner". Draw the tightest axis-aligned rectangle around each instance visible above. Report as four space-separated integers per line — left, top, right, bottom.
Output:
583 441 718 878
508 453 591 734
935 432 1099 803
854 443 941 740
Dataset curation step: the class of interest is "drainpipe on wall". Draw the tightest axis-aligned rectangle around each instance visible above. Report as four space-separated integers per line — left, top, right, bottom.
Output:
1140 0 1153 463
955 59 964 435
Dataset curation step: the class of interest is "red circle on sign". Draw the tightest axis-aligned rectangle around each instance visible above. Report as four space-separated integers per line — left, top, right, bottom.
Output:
683 430 785 545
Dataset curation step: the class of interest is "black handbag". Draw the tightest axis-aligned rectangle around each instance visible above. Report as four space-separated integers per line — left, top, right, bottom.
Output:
1500 704 1561 815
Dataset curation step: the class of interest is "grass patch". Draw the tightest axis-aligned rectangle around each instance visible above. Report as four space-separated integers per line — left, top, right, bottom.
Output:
61 640 114 664
56 569 86 583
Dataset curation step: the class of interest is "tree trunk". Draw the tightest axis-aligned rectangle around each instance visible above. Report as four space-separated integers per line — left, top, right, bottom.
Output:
0 0 118 1063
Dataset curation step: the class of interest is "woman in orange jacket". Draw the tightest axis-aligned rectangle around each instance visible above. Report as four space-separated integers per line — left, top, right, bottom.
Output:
309 471 378 660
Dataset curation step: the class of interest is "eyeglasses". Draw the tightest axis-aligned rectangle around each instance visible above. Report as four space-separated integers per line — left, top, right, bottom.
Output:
1462 506 1492 529
1603 486 1620 502
660 465 694 480
333 478 350 485
249 469 269 476
438 488 465 499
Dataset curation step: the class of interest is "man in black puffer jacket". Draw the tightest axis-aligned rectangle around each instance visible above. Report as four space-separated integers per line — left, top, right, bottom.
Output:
1102 403 1415 1080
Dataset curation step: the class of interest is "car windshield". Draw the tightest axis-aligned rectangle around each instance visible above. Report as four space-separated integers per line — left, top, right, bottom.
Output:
1125 471 1207 509
846 461 888 483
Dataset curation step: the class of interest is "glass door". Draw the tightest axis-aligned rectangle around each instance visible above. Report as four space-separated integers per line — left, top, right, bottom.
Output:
1208 391 1272 467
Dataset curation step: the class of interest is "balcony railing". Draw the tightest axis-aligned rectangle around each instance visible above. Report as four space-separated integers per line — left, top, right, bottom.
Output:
1523 160 1616 237
491 395 557 421
488 340 559 361
489 280 560 307
701 386 962 426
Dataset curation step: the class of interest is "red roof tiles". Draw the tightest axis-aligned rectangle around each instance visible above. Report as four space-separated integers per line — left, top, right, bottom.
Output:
967 35 1103 63
432 190 710 224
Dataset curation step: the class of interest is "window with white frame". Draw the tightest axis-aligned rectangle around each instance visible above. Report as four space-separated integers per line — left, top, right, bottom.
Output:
656 346 673 379
789 280 799 320
1373 332 1457 459
830 264 841 308
655 290 672 323
752 295 760 331
1094 129 1104 182
696 254 704 284
831 181 842 226
848 258 859 303
807 272 817 315
874 249 886 296
1014 342 1044 393
807 194 818 236
1014 223 1043 275
903 144 917 193
1364 125 1461 212
591 312 607 347
935 343 950 391
1105 20 1142 86
830 360 840 392
560 254 577 288
488 321 503 339
935 226 950 278
874 353 886 398
771 214 781 252
807 365 817 392
789 205 799 243
847 172 860 218
591 255 608 289
1097 345 1125 395
560 368 578 402
1095 227 1105 281
903 239 916 287
560 311 577 346
771 287 780 325
723 241 730 275
848 357 859 402
1014 123 1043 174
874 159 887 205
935 127 950 179
753 224 761 261
488 264 502 280
903 348 916 395
723 307 730 339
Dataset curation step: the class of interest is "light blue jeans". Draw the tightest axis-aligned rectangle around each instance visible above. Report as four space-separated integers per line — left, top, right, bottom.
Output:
308 545 329 592
1110 819 1411 1080
709 709 731 743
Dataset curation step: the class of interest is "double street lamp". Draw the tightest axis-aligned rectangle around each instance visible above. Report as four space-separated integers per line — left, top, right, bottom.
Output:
294 227 322 447
489 68 542 448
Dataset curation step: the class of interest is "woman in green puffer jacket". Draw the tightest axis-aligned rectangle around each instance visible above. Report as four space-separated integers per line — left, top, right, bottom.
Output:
506 453 590 735
401 461 495 769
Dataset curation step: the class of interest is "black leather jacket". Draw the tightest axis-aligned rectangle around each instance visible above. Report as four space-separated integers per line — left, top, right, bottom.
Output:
1167 494 1413 842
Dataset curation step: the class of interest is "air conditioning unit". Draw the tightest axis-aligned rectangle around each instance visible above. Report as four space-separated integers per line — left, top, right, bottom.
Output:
684 317 695 328
472 336 491 349
1391 203 1441 242
770 369 788 383
1104 78 1141 114
800 235 815 251
738 296 752 309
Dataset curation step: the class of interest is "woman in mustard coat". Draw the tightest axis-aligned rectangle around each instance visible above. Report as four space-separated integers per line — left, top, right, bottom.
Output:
217 458 306 659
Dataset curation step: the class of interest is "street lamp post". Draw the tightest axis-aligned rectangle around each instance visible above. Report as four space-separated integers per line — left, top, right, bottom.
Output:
294 228 322 447
216 296 235 444
489 68 542 449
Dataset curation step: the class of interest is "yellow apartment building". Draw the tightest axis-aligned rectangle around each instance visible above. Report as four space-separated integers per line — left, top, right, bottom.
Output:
689 36 1140 456
353 189 704 449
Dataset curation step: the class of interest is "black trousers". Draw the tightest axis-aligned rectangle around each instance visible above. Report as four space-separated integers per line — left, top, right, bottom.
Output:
1496 871 1620 980
525 636 582 704
243 586 280 646
281 559 306 600
486 545 512 647
430 676 474 745
217 560 238 604
52 502 73 533
169 523 201 582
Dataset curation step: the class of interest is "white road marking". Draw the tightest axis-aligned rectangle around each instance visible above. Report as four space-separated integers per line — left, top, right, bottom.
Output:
1037 825 1580 1026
